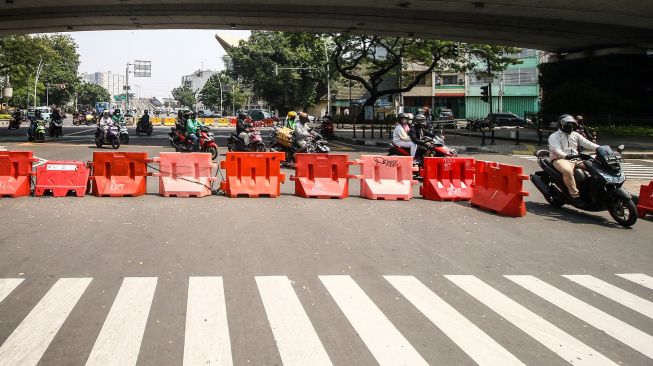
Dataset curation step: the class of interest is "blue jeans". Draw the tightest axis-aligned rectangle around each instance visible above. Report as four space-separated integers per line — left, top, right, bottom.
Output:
187 133 199 150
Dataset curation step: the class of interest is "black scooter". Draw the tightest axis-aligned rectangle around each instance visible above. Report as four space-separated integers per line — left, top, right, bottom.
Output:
530 145 637 227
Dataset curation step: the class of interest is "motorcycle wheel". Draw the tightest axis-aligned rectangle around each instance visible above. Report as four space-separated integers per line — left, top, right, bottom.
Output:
608 197 638 227
255 143 266 152
207 146 218 160
544 193 565 208
95 137 103 148
111 138 120 149
37 132 45 143
135 127 141 136
121 134 129 144
227 142 235 152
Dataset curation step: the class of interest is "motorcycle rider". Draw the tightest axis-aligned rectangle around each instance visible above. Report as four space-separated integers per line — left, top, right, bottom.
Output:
548 114 599 204
99 110 113 140
186 111 202 151
139 109 150 130
286 111 298 129
11 109 22 127
112 109 123 124
408 113 431 162
50 107 62 137
293 112 313 153
28 110 43 140
575 115 595 143
236 111 253 147
392 113 416 156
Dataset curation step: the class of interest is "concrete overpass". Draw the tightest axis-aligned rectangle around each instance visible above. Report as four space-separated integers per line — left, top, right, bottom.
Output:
1 1 652 53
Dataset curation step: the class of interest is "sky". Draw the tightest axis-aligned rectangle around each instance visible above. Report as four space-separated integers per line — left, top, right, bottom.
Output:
66 29 250 100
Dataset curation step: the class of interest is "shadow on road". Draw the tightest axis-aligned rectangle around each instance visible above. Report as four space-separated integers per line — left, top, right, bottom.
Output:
525 201 628 229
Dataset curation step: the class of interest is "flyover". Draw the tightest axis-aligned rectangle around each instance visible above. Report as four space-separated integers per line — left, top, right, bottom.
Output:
1 0 652 52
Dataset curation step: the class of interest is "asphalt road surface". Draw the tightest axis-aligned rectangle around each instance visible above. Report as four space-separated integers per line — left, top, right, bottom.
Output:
0 121 652 366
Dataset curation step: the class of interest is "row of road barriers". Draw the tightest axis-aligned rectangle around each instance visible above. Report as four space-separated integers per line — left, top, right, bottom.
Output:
4 149 652 218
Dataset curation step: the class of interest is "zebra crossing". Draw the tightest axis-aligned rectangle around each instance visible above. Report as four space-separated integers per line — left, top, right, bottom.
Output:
514 154 653 181
0 273 652 365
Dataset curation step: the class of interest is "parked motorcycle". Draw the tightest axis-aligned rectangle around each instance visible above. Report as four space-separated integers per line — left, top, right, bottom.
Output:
118 121 129 144
227 127 266 152
95 125 120 149
168 125 219 160
49 118 63 137
530 145 637 227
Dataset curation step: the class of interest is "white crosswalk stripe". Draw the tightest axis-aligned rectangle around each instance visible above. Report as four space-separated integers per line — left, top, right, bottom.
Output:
86 277 157 366
617 273 653 290
506 275 653 359
0 278 92 366
563 275 653 319
0 273 651 365
514 154 653 180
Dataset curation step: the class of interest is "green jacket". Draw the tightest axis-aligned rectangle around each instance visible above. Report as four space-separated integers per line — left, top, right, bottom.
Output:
112 115 123 124
286 117 297 130
186 118 201 134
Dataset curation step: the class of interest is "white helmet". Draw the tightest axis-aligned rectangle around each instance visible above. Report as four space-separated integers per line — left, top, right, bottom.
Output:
407 113 414 121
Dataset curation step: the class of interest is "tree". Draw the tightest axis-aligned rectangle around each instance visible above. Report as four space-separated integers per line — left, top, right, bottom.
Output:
199 72 252 113
330 34 521 121
226 31 337 113
0 34 80 108
171 85 196 109
198 73 224 110
77 82 110 109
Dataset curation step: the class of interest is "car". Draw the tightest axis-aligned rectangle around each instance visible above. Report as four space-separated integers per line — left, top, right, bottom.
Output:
246 109 279 126
467 112 530 130
27 106 52 121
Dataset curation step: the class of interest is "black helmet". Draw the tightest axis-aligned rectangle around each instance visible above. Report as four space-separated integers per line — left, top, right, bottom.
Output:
414 113 427 124
144 110 149 114
397 113 408 123
238 111 248 120
558 114 577 134
114 108 121 115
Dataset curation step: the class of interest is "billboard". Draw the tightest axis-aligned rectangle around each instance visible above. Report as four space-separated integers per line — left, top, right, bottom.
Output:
134 60 151 77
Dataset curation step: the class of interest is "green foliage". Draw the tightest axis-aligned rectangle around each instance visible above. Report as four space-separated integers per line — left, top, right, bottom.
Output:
171 85 196 109
226 31 336 113
198 73 223 110
77 82 111 109
0 34 80 108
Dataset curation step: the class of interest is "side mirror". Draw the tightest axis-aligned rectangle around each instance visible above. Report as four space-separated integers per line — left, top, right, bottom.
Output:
617 144 624 153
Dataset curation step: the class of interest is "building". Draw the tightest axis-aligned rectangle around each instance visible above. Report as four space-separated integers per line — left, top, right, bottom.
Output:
181 69 218 94
79 71 126 97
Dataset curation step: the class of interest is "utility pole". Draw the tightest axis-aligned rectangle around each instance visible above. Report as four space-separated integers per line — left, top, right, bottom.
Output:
46 84 49 107
33 58 44 108
323 37 331 116
125 62 130 113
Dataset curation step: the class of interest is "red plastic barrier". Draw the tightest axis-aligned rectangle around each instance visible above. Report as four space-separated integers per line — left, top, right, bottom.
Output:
152 152 217 197
420 157 475 201
290 153 354 198
470 161 529 217
0 151 36 197
88 152 151 197
219 152 285 197
353 155 418 200
636 181 653 218
34 161 90 197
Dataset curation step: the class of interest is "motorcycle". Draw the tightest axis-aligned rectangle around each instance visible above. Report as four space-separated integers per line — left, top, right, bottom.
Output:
135 118 153 136
319 118 335 139
269 127 330 167
27 120 47 143
118 121 130 144
8 116 21 130
95 125 120 149
530 145 637 227
72 115 84 126
85 114 96 126
49 118 63 138
168 125 219 160
227 127 266 152
388 134 457 166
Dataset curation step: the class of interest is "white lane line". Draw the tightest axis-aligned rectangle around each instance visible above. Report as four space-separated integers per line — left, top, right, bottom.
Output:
320 275 428 366
506 275 653 359
64 128 96 136
617 274 653 291
0 278 23 303
385 276 524 366
183 277 233 366
0 278 92 366
564 275 653 319
86 277 157 366
256 276 332 366
446 275 617 366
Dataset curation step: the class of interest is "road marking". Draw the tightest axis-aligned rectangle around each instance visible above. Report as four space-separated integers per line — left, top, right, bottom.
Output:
564 275 653 319
183 277 233 366
320 275 428 366
385 276 524 366
256 276 332 366
446 275 617 366
0 278 23 303
86 277 157 366
616 273 653 290
64 128 96 136
506 275 653 359
513 155 653 180
0 278 92 366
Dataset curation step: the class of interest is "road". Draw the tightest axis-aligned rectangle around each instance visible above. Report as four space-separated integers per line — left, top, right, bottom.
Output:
0 120 652 366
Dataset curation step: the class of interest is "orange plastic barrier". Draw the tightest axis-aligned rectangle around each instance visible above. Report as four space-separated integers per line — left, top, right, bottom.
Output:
152 152 217 197
636 181 653 218
219 152 285 197
470 161 529 217
88 152 151 197
290 153 354 198
34 161 89 197
420 157 475 201
353 155 418 200
227 117 237 127
0 151 36 197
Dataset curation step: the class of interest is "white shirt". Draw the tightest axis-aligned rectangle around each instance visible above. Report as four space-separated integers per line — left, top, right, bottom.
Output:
392 124 410 144
548 130 599 160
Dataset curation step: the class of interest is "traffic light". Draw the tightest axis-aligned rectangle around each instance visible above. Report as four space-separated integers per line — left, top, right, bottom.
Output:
480 84 489 103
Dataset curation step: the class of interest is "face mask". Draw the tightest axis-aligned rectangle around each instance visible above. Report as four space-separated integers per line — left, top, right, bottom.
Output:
562 124 574 134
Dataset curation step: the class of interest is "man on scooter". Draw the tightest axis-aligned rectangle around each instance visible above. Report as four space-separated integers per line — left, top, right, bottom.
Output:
236 111 253 147
549 114 599 205
408 113 431 163
98 110 113 140
286 111 298 129
139 110 150 130
186 111 202 151
392 113 416 156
